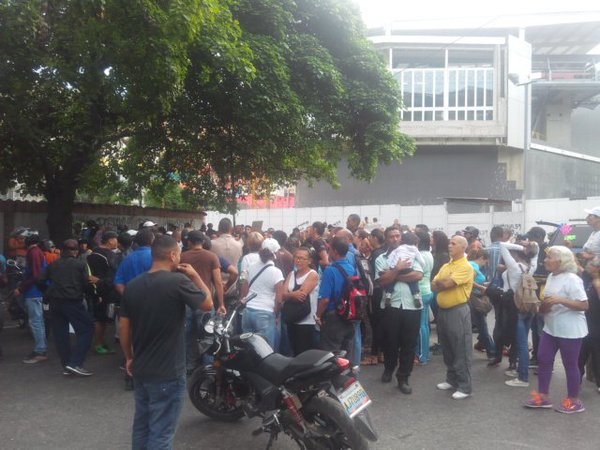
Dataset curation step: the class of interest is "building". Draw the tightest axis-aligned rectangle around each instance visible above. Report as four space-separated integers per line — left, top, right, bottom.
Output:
295 12 600 216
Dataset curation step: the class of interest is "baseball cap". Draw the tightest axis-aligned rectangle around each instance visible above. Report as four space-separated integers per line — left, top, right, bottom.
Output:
261 238 281 254
462 226 479 235
126 229 138 236
142 220 157 228
584 206 600 217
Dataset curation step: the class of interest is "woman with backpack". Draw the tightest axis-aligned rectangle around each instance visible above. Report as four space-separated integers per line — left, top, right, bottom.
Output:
498 240 538 387
525 246 588 413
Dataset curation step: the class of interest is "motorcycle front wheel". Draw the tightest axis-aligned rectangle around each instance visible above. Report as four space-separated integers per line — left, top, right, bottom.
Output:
302 396 369 450
188 366 245 422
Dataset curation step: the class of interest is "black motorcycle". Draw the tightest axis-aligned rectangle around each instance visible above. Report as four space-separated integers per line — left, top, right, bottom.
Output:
188 295 377 450
3 259 28 329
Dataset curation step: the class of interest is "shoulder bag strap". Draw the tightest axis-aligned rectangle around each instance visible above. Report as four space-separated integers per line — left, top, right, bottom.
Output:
248 263 272 288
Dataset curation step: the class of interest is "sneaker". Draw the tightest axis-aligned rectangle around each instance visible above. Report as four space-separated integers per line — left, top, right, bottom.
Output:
23 352 48 364
504 369 518 378
452 391 470 400
555 398 585 414
95 345 115 355
487 358 501 367
65 365 93 377
62 367 72 376
524 391 553 409
436 381 454 391
505 378 529 387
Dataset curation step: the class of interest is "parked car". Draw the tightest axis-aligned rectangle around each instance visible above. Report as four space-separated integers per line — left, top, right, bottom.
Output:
536 220 592 254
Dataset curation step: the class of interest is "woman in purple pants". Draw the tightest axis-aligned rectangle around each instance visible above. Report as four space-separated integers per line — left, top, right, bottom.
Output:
525 246 588 413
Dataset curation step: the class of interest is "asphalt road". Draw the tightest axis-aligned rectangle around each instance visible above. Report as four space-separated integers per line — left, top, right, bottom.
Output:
1 321 599 450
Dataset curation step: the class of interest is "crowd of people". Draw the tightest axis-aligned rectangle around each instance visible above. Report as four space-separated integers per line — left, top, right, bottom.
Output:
1 206 600 440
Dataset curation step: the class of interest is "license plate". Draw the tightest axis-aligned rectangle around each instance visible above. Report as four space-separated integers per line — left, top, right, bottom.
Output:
337 381 371 418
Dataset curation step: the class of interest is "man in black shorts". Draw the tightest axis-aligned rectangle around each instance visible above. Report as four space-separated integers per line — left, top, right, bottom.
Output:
87 230 120 354
120 235 212 450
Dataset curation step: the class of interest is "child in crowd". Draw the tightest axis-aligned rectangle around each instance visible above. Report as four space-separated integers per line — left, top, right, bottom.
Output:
384 232 424 308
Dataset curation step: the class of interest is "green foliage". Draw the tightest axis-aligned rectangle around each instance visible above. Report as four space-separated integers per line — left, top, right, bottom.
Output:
0 0 414 235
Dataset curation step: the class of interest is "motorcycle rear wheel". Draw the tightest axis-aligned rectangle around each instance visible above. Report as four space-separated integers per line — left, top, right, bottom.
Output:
302 396 369 450
188 367 245 422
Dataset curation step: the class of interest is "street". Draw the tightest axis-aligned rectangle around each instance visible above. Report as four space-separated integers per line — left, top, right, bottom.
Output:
1 322 599 450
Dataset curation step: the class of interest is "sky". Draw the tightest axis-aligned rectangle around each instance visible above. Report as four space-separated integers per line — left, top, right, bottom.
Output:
355 0 600 27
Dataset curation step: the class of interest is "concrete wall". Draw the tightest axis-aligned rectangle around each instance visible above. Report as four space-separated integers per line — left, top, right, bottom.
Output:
295 147 520 207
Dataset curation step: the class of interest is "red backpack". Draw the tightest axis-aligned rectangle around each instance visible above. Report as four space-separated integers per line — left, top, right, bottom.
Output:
333 263 368 321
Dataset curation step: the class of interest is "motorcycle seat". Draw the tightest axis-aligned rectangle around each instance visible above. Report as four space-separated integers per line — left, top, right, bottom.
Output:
257 349 334 385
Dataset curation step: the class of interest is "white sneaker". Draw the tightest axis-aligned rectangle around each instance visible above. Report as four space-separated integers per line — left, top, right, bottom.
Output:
436 381 454 390
452 391 470 400
504 369 518 378
505 378 529 387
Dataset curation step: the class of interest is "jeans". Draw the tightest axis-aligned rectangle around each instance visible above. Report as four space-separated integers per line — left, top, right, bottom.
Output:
25 297 47 353
132 376 186 450
353 321 362 367
516 313 533 382
417 293 434 363
242 308 276 349
185 307 213 371
50 299 94 367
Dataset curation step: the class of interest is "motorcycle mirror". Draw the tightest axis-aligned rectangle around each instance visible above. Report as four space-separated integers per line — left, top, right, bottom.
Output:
204 319 215 334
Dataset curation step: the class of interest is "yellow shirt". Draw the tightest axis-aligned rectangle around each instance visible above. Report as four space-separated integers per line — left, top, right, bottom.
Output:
433 256 474 309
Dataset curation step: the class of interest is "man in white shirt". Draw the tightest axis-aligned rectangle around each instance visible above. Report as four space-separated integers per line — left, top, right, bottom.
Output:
583 206 600 261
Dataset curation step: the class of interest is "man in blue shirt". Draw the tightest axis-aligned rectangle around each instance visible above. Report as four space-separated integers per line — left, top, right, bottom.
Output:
316 236 356 358
114 229 155 295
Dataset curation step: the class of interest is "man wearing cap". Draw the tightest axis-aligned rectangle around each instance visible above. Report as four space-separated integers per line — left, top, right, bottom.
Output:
42 239 95 376
463 226 483 251
583 207 600 260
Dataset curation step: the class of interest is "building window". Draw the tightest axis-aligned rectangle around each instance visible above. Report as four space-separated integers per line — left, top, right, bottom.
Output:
396 67 495 122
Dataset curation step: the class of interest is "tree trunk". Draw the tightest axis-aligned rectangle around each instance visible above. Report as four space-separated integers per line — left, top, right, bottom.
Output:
45 179 77 244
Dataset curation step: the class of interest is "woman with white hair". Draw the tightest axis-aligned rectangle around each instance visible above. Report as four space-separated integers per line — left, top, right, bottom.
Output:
525 246 588 413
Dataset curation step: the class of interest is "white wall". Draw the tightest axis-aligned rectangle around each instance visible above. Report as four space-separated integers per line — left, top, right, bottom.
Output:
206 196 600 246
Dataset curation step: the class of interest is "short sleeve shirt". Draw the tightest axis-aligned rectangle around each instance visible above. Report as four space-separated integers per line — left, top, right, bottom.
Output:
246 261 284 312
180 248 220 288
583 230 600 257
114 246 152 285
543 272 588 339
318 259 356 313
433 256 474 309
375 253 424 310
121 270 205 381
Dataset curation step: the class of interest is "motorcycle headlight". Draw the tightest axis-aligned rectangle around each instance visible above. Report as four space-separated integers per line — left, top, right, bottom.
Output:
204 319 215 334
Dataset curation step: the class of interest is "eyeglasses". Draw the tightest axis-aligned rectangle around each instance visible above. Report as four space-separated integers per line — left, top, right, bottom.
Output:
294 256 309 261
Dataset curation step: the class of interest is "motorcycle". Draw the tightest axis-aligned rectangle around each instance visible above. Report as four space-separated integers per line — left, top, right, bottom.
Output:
188 295 378 450
3 259 28 329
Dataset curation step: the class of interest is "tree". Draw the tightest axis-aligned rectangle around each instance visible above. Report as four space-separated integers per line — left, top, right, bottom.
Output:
0 0 249 241
1 0 414 239
108 0 415 214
